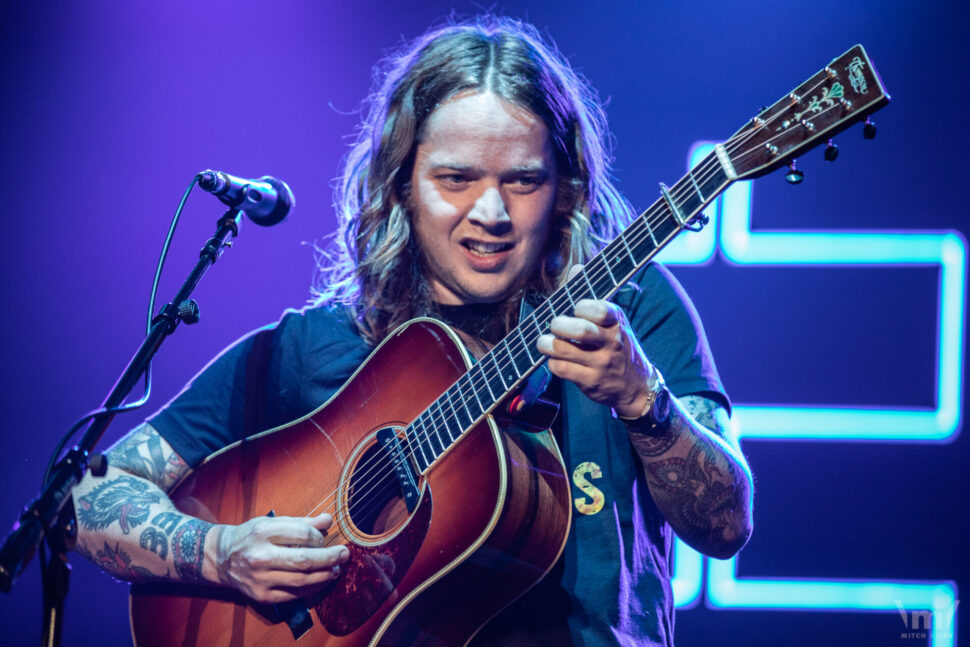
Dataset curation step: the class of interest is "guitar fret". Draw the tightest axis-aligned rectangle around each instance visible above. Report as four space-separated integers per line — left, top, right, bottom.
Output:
604 239 636 286
470 366 493 411
643 216 659 248
603 258 618 287
427 407 445 458
441 392 459 442
688 169 705 201
516 327 538 366
436 402 452 454
498 339 521 380
458 374 483 422
582 269 599 300
406 429 427 473
410 419 430 471
464 375 485 419
590 254 618 292
620 232 637 265
451 386 473 432
487 352 508 392
672 175 705 221
697 157 730 205
527 311 546 342
562 282 577 309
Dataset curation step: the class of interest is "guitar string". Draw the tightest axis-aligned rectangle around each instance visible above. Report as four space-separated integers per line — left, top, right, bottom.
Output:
301 71 839 529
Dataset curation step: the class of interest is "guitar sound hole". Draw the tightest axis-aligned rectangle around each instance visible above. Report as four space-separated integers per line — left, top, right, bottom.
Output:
347 442 410 536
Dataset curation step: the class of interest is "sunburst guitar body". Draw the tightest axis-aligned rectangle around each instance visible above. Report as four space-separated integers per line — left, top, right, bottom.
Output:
130 319 572 646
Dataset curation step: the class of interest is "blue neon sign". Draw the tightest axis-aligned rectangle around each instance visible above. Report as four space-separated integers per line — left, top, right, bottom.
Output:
663 142 965 647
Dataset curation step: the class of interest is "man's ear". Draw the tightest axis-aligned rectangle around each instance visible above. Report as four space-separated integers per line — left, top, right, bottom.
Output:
556 176 582 214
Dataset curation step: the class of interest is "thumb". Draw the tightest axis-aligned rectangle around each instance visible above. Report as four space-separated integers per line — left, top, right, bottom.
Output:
307 512 335 533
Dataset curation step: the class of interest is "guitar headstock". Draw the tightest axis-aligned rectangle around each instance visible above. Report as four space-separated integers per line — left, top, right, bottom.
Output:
725 44 890 180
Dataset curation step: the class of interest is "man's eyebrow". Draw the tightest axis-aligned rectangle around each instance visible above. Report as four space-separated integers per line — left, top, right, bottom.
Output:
429 162 478 172
505 164 549 174
428 162 549 173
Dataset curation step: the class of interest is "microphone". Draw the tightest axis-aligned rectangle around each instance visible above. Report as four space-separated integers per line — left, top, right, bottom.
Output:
196 170 294 226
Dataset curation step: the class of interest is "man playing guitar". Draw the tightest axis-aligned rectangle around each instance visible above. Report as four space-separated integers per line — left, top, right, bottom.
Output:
72 16 753 646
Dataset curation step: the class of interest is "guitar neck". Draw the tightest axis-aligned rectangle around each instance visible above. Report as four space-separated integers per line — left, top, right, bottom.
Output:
404 151 734 473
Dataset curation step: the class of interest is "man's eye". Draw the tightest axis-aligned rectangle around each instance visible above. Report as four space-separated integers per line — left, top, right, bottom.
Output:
511 176 542 189
439 174 468 185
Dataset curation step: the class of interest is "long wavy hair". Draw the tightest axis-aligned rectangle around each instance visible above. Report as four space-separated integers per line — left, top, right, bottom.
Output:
313 16 635 345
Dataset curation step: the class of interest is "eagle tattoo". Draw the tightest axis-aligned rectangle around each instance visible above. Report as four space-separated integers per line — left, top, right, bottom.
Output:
77 474 160 534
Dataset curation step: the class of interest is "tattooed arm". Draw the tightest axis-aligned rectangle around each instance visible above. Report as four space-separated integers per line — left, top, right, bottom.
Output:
626 395 753 559
71 423 348 602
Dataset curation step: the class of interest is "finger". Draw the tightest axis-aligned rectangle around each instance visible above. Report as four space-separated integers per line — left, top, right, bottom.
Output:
265 562 346 588
261 517 326 547
537 334 600 365
268 545 350 573
566 263 585 280
256 570 342 604
547 315 604 345
267 569 344 602
573 299 620 327
546 358 599 386
307 512 335 533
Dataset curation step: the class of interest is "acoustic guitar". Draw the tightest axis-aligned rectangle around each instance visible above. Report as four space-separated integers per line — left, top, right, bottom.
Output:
130 45 889 646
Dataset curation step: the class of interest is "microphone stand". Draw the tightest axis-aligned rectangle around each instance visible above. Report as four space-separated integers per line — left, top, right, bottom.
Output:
0 208 245 647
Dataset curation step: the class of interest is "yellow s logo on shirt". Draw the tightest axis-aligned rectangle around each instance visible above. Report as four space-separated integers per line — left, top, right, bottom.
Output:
572 461 605 515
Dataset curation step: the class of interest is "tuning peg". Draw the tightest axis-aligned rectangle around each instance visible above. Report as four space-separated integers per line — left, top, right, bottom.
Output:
863 117 877 140
824 139 839 162
785 160 804 184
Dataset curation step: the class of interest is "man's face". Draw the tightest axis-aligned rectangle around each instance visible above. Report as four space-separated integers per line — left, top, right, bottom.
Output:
409 91 559 305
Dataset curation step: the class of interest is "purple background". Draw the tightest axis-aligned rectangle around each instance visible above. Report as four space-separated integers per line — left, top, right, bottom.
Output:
1 1 967 645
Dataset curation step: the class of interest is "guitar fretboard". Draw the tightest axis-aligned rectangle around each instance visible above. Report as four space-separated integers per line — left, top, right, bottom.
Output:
404 151 732 472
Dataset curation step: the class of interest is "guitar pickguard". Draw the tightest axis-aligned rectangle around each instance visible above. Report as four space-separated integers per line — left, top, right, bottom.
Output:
316 488 431 635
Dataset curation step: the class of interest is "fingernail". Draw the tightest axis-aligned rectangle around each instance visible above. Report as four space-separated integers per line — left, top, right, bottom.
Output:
340 547 350 561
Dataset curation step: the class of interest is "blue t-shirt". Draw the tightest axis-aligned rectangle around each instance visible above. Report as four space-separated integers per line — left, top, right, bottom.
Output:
149 262 729 646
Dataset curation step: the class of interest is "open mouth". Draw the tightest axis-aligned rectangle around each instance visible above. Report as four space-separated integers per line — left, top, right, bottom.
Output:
462 240 514 256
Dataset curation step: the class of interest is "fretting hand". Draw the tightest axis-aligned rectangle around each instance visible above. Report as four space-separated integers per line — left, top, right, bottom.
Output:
537 267 659 419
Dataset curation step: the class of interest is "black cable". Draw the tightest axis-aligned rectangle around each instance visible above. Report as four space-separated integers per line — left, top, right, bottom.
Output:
40 176 199 489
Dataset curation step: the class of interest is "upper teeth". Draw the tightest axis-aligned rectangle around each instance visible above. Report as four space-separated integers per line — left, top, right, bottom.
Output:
467 241 511 253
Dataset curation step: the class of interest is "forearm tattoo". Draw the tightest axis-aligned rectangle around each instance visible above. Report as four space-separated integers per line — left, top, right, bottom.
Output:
172 519 214 584
630 395 751 554
79 541 157 581
646 438 740 550
76 474 160 534
108 424 188 490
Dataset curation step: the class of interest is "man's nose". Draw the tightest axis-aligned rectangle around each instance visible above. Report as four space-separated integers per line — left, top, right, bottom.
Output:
467 186 510 230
